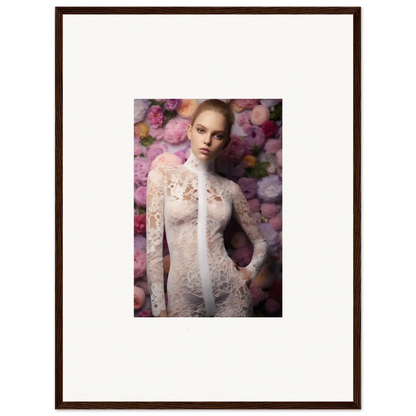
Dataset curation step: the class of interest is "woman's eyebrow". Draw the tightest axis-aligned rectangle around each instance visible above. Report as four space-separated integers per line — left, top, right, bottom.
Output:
196 124 224 133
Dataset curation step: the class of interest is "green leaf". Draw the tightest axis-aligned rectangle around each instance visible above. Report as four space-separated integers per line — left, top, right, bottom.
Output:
150 99 165 108
140 136 155 147
252 143 260 157
138 208 146 215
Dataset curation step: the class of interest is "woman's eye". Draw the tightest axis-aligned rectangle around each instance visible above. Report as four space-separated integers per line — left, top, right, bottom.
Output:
197 128 204 133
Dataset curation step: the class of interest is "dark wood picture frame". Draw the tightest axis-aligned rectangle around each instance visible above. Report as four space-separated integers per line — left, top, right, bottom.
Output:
55 6 361 409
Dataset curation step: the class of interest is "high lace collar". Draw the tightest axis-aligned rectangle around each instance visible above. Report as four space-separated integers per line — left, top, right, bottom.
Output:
184 147 216 174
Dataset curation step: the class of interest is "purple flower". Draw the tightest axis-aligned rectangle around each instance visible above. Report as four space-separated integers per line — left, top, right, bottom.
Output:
260 99 281 107
259 223 279 254
244 126 266 151
134 234 146 252
134 99 151 124
232 160 248 179
164 99 182 111
257 174 281 203
237 177 257 199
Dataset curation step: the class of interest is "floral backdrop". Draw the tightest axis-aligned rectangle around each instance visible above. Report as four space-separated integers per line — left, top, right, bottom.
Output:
134 99 282 317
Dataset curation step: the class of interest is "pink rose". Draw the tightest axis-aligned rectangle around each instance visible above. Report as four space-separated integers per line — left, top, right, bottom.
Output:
134 157 151 186
262 120 278 138
237 111 251 126
134 186 147 207
174 149 187 163
146 105 165 128
134 286 146 309
250 105 270 126
247 198 260 212
134 146 142 156
134 250 146 278
221 134 245 163
268 215 282 231
151 152 183 169
264 139 281 154
134 214 146 235
260 203 279 218
149 125 165 141
163 117 189 144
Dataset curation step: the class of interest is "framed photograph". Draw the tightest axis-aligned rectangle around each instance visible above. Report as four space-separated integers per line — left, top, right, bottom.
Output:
56 6 361 409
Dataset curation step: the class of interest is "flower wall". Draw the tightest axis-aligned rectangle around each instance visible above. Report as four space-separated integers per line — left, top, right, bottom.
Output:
134 99 282 317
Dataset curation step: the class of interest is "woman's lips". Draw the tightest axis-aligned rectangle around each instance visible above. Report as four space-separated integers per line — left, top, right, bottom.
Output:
199 148 211 154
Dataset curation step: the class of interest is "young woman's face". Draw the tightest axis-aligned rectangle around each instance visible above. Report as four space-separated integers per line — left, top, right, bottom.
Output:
187 110 230 162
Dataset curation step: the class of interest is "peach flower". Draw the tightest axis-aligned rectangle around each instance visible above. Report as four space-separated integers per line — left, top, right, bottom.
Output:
234 99 259 109
176 99 199 119
134 286 146 309
151 152 183 169
250 105 270 126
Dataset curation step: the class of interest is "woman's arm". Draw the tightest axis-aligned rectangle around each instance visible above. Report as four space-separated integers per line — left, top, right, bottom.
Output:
146 165 167 317
231 181 269 281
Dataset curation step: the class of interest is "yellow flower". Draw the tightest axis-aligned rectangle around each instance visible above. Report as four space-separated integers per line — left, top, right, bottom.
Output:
230 100 244 113
134 121 149 139
244 155 257 168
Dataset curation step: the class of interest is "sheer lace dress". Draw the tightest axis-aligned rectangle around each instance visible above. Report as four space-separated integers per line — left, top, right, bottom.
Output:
146 148 268 317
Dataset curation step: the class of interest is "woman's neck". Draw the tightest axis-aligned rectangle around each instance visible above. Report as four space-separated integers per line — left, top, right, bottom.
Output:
184 147 216 174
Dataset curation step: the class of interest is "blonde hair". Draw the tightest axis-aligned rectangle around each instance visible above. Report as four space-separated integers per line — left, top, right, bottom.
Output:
190 99 235 141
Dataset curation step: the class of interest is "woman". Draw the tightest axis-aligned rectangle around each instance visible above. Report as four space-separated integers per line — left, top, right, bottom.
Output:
146 99 268 317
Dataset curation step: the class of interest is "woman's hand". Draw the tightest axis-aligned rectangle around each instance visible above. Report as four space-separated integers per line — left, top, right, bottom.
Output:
156 309 168 317
232 262 253 288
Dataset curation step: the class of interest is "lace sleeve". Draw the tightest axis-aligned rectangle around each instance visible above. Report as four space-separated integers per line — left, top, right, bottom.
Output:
146 166 167 316
232 181 269 281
